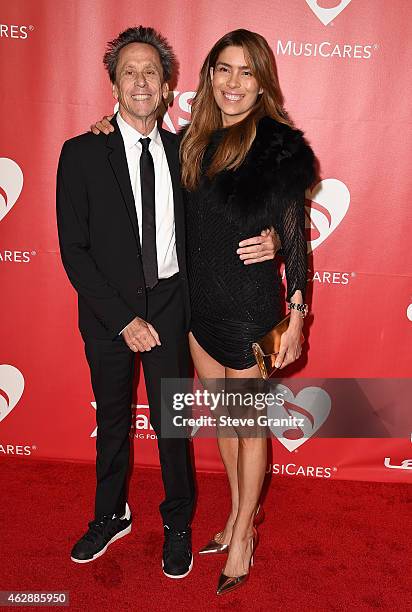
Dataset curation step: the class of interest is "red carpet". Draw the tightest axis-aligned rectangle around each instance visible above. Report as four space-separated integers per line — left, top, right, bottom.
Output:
0 457 411 611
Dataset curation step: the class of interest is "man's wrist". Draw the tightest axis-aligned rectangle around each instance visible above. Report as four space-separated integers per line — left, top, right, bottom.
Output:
118 316 138 335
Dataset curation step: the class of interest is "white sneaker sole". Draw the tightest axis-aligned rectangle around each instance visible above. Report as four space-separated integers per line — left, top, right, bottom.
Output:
162 554 193 579
71 523 132 564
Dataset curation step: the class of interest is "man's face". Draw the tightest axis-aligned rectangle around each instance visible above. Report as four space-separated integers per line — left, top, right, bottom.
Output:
113 42 169 126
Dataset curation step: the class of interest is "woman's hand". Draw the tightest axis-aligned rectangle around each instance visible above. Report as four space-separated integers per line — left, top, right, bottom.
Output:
90 115 114 135
274 322 303 369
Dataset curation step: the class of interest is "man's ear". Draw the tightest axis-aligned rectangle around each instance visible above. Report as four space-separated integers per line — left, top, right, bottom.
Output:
112 83 119 100
162 81 169 100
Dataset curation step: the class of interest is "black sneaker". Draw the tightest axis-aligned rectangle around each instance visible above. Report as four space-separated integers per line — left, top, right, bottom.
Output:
70 503 132 564
162 524 193 579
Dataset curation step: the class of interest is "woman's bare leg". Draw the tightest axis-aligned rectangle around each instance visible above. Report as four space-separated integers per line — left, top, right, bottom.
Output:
222 363 266 576
189 332 239 545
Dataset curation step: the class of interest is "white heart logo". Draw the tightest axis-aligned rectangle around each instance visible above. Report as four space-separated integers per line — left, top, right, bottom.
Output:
267 385 331 451
0 365 25 423
305 178 350 253
0 158 24 222
305 0 352 26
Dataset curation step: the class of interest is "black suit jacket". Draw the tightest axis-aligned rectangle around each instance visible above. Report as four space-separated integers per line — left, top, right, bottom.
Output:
56 116 190 339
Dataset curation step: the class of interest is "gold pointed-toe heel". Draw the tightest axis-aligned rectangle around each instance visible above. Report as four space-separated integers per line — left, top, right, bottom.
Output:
199 532 229 555
216 571 249 595
201 507 262 556
216 528 257 596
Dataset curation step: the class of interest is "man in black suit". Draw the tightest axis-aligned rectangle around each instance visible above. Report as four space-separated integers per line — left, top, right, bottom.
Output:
57 26 276 578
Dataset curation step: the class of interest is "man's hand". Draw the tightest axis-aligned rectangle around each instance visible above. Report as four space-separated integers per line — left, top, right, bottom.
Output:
90 115 115 135
237 227 281 265
122 317 161 352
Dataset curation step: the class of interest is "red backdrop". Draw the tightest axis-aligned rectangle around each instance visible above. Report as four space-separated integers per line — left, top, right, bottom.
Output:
1 0 411 482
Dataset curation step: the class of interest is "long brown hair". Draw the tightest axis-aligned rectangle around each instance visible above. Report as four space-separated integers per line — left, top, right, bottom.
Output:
180 29 292 190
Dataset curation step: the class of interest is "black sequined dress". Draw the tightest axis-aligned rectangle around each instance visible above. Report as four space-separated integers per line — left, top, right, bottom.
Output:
185 123 309 369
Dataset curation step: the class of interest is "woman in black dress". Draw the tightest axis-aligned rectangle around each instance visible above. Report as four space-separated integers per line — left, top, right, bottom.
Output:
180 29 315 594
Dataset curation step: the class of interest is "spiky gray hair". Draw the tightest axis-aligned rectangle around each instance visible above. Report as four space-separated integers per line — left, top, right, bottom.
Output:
103 26 176 83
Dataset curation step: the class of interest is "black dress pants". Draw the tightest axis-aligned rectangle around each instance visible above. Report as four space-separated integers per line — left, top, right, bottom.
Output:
83 274 194 530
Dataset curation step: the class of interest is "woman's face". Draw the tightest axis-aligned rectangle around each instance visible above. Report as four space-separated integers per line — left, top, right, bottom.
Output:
210 45 263 127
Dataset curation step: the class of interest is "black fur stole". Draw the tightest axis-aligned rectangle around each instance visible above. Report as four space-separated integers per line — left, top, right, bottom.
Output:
207 116 316 230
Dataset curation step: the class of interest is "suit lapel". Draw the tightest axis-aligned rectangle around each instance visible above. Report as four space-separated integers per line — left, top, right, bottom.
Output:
159 127 186 271
106 118 141 252
159 127 182 208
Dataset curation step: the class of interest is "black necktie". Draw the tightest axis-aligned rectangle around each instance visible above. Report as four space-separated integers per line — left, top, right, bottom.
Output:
139 137 158 289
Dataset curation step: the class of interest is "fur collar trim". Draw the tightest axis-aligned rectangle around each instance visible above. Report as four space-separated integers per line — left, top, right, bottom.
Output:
206 116 316 229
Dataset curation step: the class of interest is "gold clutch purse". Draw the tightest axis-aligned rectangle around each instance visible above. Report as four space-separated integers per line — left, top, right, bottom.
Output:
252 314 305 379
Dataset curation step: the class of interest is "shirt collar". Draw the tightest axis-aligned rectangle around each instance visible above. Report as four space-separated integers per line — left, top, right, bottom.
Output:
116 112 162 150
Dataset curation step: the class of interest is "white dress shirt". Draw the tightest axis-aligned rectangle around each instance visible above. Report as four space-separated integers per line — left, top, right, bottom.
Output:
116 112 179 280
